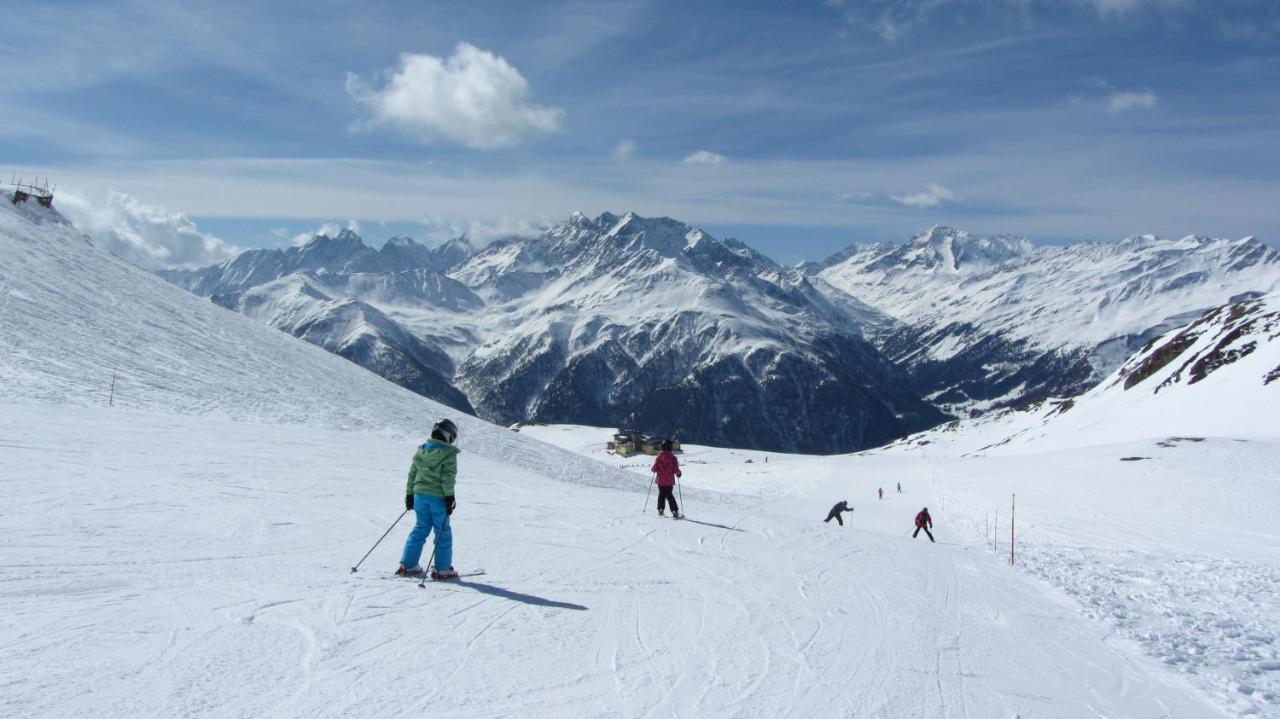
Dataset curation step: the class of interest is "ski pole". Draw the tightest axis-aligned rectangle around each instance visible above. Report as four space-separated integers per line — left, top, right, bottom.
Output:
417 545 438 589
677 478 684 515
351 509 408 573
643 474 654 512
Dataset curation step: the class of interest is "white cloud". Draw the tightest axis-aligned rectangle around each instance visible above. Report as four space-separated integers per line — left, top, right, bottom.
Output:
346 43 563 150
612 139 637 161
1108 89 1158 112
56 190 241 270
891 182 959 208
682 150 730 165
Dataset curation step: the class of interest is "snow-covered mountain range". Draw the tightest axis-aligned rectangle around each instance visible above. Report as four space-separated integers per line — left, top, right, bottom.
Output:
815 225 1280 415
165 212 944 453
161 214 1279 453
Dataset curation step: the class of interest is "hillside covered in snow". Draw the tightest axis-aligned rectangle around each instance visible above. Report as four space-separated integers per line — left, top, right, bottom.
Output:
885 290 1280 456
4 194 1280 717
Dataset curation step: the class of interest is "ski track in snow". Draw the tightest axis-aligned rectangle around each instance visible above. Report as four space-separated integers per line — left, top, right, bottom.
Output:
916 446 1280 718
0 404 1235 718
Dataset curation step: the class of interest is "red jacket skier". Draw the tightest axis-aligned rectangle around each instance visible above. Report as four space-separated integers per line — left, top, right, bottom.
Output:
913 507 935 542
651 441 682 518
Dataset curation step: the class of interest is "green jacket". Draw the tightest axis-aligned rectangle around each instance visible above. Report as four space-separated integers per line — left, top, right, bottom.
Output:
405 440 459 497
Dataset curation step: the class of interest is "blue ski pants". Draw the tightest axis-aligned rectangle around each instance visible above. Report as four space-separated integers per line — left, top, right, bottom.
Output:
400 494 452 570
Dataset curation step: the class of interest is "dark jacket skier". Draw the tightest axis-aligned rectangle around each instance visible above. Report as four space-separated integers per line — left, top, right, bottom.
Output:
651 440 682 518
913 507 934 542
824 501 853 526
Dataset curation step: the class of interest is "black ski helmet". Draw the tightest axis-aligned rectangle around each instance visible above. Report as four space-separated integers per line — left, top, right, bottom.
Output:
433 418 458 444
661 439 673 451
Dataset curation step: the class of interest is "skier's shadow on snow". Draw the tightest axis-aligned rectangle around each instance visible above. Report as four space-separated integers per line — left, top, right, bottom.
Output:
679 517 744 532
453 580 588 611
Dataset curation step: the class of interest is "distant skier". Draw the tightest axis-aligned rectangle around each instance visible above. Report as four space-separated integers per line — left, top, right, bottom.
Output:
651 440 682 519
397 419 461 580
896 482 902 494
824 500 853 526
878 487 884 500
913 507 934 542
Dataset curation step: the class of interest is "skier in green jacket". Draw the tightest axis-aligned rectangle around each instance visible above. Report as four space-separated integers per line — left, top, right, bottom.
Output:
397 419 460 580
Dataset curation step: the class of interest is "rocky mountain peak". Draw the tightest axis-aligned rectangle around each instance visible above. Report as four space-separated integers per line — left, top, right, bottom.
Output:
292 230 378 274
382 235 421 249
297 229 365 255
905 225 1033 272
378 235 436 271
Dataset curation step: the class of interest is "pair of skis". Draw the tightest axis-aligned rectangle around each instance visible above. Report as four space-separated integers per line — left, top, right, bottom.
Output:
415 569 485 589
380 569 486 581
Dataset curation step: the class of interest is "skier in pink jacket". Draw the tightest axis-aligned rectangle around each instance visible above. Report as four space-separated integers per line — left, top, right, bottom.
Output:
651 440 682 519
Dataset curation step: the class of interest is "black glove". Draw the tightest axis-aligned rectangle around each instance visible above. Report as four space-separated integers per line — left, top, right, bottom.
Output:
445 495 456 515
405 494 414 511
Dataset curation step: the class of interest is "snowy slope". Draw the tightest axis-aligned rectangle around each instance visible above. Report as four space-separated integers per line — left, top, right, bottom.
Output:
212 273 474 413
0 197 633 492
817 226 1280 415
1 195 1254 717
523 422 1280 718
5 402 1240 718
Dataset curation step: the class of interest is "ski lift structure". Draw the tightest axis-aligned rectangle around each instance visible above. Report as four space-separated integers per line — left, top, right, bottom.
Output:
7 175 55 208
607 428 681 457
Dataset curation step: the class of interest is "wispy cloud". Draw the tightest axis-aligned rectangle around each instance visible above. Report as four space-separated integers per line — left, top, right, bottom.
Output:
417 216 548 246
682 150 730 165
23 150 1280 256
612 139 637 161
830 0 951 42
1108 88 1159 112
346 43 563 150
891 182 959 208
1082 0 1192 18
836 191 876 202
56 190 241 270
830 0 1203 41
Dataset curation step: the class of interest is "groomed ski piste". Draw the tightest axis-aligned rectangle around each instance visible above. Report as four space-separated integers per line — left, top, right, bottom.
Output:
3 198 1278 717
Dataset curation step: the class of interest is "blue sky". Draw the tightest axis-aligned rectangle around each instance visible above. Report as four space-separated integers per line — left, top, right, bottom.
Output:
2 0 1278 268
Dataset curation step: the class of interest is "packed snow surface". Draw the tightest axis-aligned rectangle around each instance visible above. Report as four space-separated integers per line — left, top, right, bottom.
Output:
3 198 1277 717
8 404 1259 718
